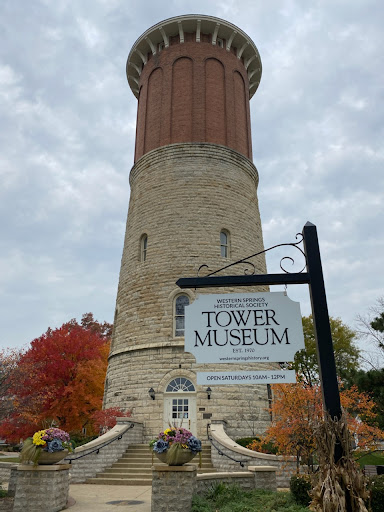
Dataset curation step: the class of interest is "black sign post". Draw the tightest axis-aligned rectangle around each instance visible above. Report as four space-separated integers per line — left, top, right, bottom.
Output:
177 221 343 462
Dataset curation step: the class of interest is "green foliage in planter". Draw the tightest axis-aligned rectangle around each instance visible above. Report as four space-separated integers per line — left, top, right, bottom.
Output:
235 437 278 454
235 436 257 448
69 433 98 448
369 475 384 512
290 474 312 507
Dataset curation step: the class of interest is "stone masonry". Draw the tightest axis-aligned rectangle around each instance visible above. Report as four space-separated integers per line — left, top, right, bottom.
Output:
104 144 275 441
12 464 70 512
152 464 197 512
66 417 143 483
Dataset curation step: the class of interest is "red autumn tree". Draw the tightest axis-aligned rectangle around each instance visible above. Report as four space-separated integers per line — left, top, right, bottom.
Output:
0 313 112 442
247 382 384 470
91 407 132 434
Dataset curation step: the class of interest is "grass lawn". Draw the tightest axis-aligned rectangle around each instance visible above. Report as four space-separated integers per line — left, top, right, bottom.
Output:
192 485 308 512
355 451 384 468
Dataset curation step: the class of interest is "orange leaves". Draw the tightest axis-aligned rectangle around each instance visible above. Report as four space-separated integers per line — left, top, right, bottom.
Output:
262 383 322 463
248 381 384 465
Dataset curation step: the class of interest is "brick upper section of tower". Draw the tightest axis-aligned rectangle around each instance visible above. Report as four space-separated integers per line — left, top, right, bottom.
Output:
126 15 262 161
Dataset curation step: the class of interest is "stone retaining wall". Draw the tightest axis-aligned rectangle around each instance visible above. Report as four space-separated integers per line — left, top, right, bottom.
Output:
152 464 277 512
197 471 254 492
66 418 143 483
209 421 297 488
0 418 144 486
196 466 277 493
0 462 13 483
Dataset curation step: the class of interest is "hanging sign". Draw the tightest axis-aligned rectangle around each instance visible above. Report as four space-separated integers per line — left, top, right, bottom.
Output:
197 370 296 385
184 292 304 363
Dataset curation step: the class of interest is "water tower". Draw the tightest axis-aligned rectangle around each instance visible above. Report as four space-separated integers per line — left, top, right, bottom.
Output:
104 14 273 441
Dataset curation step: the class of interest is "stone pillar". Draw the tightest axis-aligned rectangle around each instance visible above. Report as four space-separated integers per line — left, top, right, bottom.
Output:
13 464 70 512
152 463 197 512
7 465 18 496
248 465 277 491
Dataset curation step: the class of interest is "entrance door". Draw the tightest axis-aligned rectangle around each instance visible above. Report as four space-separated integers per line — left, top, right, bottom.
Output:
164 394 196 433
163 377 197 434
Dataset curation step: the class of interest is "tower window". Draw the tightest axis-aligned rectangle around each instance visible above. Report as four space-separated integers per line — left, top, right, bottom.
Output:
174 294 190 337
216 37 224 48
158 42 165 52
140 234 148 261
220 230 230 258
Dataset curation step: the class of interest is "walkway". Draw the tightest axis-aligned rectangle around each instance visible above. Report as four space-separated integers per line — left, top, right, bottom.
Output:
67 484 151 511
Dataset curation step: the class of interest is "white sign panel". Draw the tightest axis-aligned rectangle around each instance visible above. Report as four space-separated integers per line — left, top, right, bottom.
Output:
197 370 296 385
185 292 304 363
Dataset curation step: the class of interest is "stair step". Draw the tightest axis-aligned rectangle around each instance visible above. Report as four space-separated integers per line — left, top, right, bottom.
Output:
112 461 213 467
102 471 153 477
86 442 216 485
87 477 152 486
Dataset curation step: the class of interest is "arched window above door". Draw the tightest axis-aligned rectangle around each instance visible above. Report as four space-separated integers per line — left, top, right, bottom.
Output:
166 377 195 393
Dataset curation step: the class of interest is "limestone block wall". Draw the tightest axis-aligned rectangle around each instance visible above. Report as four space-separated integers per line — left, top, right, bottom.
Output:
0 462 13 483
13 465 70 512
152 464 197 512
196 471 254 493
196 467 277 493
104 143 275 440
66 418 143 483
109 143 267 356
105 345 273 441
209 422 297 488
151 466 277 512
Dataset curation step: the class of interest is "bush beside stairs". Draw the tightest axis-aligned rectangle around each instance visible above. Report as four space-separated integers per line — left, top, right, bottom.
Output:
86 443 216 485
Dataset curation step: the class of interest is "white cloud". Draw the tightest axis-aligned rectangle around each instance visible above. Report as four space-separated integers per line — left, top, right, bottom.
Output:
0 0 383 356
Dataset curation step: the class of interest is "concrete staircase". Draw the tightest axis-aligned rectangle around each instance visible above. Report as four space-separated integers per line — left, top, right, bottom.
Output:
87 443 216 485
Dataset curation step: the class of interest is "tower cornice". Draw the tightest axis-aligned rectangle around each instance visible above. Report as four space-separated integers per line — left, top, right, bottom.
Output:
129 143 259 188
126 14 262 99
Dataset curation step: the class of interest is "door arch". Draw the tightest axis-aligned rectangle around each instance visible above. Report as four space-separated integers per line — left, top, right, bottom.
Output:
163 377 197 434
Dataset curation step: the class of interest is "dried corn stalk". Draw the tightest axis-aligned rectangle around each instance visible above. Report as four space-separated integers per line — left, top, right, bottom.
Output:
310 412 369 512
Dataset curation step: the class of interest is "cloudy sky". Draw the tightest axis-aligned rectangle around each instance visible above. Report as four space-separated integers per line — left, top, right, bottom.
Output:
1 1 383 361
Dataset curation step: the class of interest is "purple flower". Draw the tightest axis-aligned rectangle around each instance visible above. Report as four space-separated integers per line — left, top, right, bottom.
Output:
42 428 70 443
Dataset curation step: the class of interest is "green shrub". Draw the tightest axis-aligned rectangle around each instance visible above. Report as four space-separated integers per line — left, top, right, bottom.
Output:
204 481 229 501
369 475 384 512
69 433 98 448
235 437 279 454
193 487 308 511
191 494 212 512
236 437 259 448
289 474 312 507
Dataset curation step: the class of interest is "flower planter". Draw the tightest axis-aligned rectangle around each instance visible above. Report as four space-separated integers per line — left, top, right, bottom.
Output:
151 427 202 466
20 427 72 466
38 449 69 465
154 449 196 466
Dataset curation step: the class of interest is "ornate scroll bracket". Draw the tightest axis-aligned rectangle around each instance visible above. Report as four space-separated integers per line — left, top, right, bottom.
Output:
197 233 306 278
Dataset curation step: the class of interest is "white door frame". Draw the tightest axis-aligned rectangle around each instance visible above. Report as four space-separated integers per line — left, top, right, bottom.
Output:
163 392 197 434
